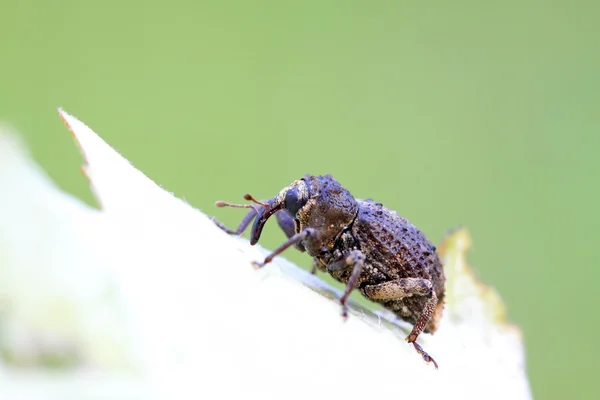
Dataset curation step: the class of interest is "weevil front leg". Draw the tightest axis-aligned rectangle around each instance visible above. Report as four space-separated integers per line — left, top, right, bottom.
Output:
214 199 302 247
326 250 366 319
275 210 296 239
212 210 257 235
212 205 258 235
274 209 313 253
363 278 439 368
252 228 316 269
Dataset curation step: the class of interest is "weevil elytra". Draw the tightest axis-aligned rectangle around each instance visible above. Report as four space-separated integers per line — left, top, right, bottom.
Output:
213 174 445 368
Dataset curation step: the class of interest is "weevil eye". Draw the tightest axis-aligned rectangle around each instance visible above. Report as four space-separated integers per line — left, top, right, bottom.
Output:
284 187 307 216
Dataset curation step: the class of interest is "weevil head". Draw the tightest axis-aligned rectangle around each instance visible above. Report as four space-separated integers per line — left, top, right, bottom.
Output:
250 174 358 255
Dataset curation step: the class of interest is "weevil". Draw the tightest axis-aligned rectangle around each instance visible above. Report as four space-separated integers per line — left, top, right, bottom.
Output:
213 174 445 368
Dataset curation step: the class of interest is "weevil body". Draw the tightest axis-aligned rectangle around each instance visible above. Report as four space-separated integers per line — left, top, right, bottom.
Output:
213 174 445 368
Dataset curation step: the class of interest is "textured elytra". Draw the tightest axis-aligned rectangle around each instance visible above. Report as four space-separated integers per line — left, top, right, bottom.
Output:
351 200 445 332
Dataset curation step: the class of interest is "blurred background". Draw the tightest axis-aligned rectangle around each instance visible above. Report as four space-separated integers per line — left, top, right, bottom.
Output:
1 1 598 398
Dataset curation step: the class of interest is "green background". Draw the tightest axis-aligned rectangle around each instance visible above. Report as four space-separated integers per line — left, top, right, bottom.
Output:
2 1 598 398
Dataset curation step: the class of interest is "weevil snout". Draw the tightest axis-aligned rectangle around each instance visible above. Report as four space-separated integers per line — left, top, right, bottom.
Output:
250 180 311 244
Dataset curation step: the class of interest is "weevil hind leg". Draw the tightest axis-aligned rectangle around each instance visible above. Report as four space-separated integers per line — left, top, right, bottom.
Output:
411 341 438 369
363 278 439 368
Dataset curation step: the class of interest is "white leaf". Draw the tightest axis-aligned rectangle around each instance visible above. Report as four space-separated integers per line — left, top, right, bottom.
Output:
0 110 533 400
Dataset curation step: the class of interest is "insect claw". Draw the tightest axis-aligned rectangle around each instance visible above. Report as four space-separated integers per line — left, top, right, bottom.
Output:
411 341 439 369
341 306 349 320
251 261 264 270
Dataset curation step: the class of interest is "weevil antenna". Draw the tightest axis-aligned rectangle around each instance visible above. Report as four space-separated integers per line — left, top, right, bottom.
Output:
243 193 270 210
215 201 256 209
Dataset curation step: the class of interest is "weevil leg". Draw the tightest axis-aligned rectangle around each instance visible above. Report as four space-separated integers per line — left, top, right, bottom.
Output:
275 210 296 239
411 341 438 369
212 207 258 236
310 259 319 275
363 278 439 368
252 228 315 269
362 278 433 301
275 210 311 256
326 250 366 319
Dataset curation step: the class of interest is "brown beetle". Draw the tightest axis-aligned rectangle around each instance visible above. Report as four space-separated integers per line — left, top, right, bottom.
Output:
213 174 445 368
